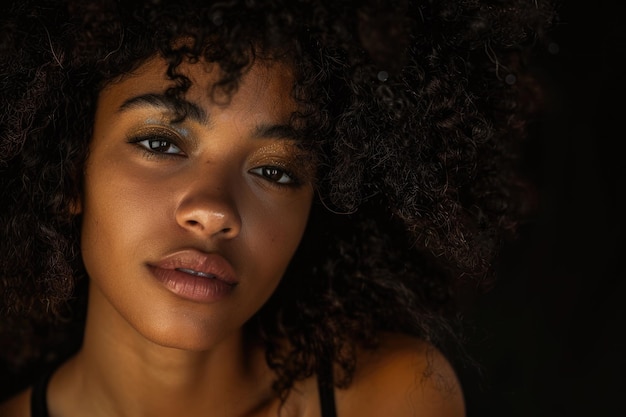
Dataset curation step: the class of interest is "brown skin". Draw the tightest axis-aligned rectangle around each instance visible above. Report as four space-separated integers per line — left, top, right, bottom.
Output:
0 57 465 417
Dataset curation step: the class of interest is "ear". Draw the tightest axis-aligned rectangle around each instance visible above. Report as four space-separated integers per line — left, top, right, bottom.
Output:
69 195 82 215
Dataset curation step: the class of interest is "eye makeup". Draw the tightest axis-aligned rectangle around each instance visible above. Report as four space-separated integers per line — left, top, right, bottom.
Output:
144 118 190 138
248 142 317 189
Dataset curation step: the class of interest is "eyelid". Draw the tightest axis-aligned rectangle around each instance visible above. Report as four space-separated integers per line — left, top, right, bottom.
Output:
128 125 182 141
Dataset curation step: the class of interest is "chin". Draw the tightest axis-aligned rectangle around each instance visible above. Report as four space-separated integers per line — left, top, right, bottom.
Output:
138 316 242 353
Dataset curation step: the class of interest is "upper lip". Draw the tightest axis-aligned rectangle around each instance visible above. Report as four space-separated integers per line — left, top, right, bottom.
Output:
149 249 238 286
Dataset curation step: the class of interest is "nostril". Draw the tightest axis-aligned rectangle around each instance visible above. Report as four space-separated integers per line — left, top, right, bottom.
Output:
175 201 240 238
183 219 235 236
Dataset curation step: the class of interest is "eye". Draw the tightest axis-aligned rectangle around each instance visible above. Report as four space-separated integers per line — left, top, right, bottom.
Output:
135 137 184 155
250 166 296 185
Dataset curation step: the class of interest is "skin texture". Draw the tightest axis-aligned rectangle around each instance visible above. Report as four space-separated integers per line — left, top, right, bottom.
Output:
0 55 465 417
80 56 314 353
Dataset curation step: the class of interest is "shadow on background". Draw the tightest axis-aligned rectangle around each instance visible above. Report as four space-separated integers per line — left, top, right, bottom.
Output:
461 1 626 416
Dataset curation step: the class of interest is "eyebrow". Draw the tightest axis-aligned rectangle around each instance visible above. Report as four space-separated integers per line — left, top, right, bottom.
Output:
118 93 209 125
118 92 299 142
253 123 299 141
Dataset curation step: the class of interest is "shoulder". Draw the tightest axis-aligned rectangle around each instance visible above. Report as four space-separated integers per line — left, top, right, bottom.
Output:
0 388 31 417
334 333 465 417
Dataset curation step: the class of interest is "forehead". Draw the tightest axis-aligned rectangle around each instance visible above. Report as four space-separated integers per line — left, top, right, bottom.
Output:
97 55 297 124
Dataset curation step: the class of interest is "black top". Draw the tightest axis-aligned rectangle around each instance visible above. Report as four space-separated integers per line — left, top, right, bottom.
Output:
30 367 52 417
316 357 338 417
30 365 338 417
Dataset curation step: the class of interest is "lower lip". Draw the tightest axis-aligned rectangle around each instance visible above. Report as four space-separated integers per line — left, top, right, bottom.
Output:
149 266 236 303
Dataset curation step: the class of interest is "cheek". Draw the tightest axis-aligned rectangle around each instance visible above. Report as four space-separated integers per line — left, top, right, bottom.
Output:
244 194 313 270
80 162 164 270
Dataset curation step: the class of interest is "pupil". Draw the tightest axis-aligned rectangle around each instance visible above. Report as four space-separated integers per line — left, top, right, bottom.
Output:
150 140 169 152
264 167 281 180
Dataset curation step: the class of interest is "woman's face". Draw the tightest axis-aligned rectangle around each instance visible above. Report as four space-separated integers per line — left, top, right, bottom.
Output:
80 56 315 350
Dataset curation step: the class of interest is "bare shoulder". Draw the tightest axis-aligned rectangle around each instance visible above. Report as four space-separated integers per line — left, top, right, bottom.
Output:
0 388 31 417
334 333 465 417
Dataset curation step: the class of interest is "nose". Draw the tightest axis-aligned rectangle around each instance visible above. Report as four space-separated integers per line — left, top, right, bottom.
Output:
175 183 242 240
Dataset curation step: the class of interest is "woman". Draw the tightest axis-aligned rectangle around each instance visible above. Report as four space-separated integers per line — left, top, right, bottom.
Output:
0 1 554 416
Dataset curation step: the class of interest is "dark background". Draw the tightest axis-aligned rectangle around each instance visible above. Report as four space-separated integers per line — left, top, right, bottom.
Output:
462 1 626 416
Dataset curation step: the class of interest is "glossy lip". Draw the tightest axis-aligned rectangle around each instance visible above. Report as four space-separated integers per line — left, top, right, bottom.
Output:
148 250 238 303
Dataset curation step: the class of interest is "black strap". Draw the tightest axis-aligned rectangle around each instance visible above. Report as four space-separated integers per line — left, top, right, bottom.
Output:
317 357 338 417
29 363 337 417
30 369 53 417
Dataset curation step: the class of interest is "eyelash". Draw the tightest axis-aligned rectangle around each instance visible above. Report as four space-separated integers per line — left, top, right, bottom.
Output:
128 134 185 159
249 165 301 187
128 134 305 188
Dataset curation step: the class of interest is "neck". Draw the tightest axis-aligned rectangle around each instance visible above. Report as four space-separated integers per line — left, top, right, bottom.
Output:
47 285 275 417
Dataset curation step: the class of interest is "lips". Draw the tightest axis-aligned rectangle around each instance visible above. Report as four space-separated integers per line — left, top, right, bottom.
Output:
148 250 238 303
